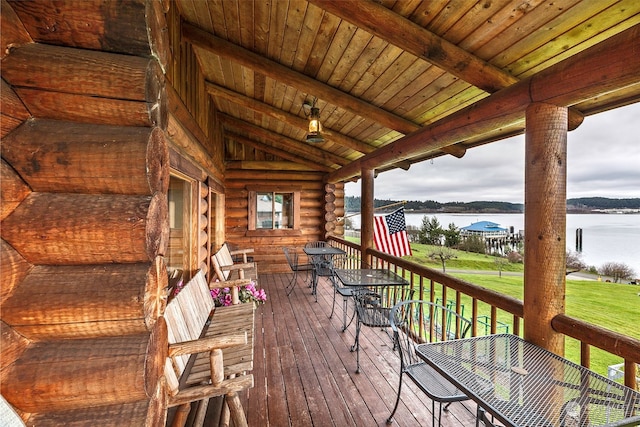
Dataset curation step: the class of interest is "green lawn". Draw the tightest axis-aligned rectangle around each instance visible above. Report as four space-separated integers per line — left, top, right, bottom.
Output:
410 243 525 272
449 273 640 376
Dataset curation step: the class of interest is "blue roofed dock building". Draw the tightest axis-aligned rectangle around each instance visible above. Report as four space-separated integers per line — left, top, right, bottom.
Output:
461 221 522 254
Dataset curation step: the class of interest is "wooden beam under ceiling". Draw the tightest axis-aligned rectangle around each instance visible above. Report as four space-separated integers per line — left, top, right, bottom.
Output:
206 82 373 155
308 0 517 93
220 114 348 169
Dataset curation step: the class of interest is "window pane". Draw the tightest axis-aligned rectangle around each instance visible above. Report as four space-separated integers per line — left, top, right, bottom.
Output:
278 193 294 229
256 192 272 229
168 175 192 272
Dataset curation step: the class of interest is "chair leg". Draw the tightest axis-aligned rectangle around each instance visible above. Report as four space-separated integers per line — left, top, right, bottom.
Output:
386 372 404 424
285 269 297 296
342 295 356 332
329 278 337 319
350 319 362 373
193 398 209 427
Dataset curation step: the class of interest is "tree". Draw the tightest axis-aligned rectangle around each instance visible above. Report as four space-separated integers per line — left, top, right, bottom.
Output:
566 250 586 274
443 222 461 247
458 235 486 254
599 262 635 283
494 257 510 277
429 247 457 273
418 215 443 245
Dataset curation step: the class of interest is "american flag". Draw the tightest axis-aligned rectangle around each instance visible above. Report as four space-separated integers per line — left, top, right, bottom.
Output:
373 207 412 257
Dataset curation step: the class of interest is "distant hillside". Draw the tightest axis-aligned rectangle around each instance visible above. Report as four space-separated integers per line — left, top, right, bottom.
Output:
345 196 523 213
567 197 640 210
345 196 640 213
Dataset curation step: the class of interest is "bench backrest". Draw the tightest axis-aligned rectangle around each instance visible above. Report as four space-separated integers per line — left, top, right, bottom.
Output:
214 243 234 280
164 270 215 393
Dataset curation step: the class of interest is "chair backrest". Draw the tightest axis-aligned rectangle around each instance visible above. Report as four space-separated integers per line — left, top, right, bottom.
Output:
164 270 215 393
283 247 298 269
304 241 328 248
390 299 472 370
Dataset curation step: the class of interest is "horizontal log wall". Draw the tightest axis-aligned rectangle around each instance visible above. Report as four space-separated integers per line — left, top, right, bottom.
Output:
2 43 167 128
2 192 166 264
1 319 167 413
224 168 332 274
2 120 169 195
0 1 171 423
1 261 167 339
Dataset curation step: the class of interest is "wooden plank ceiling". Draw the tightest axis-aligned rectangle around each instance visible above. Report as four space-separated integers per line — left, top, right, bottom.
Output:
175 0 640 177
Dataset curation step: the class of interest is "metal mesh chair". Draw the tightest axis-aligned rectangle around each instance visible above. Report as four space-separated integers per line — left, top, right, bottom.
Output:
351 286 414 374
327 254 357 331
305 241 332 301
386 299 492 426
283 247 314 296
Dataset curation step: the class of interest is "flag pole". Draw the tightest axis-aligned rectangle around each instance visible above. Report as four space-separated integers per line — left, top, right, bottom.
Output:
343 200 407 219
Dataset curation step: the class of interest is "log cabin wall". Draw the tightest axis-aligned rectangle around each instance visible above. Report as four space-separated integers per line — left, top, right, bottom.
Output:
224 167 344 274
1 1 170 424
164 3 226 280
163 2 346 276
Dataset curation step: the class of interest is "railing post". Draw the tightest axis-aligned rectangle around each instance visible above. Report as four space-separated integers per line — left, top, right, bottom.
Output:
360 168 375 269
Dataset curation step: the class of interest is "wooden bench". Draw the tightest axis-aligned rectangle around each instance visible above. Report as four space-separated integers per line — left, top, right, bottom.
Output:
164 270 255 427
211 243 258 289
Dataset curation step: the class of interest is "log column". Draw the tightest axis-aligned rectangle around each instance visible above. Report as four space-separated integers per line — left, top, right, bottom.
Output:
360 168 375 268
524 102 568 354
324 183 337 238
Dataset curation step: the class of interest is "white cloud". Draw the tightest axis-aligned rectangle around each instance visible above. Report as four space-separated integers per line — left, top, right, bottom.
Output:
346 103 640 203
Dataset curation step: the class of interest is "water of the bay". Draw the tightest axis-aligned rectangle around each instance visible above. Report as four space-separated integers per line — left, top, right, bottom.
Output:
347 213 640 277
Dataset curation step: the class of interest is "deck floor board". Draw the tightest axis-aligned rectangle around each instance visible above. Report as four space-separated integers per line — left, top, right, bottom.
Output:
238 272 478 426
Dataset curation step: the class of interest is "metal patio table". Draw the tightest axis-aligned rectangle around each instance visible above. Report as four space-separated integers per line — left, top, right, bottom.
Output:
334 268 410 373
303 246 346 300
416 333 640 427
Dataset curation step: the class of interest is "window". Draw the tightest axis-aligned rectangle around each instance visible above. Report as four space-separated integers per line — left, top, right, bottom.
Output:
256 192 293 229
167 174 196 274
248 187 301 234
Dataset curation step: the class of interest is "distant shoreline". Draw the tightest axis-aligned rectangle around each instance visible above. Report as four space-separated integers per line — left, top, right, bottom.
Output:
346 209 640 215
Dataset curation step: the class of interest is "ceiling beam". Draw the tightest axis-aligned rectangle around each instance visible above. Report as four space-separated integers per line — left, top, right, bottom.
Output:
184 22 416 133
183 22 466 160
328 24 640 183
312 0 583 135
206 82 373 155
224 131 333 173
220 114 348 169
309 0 517 93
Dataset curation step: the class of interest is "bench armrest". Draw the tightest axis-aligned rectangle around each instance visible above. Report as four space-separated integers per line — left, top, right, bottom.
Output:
219 262 255 272
209 278 252 290
169 332 247 357
229 248 254 256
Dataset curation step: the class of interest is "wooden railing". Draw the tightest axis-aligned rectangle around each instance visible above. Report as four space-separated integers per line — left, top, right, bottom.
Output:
328 236 640 390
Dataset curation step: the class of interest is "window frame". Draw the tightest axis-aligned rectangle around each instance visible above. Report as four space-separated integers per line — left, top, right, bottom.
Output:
167 171 199 277
247 185 302 236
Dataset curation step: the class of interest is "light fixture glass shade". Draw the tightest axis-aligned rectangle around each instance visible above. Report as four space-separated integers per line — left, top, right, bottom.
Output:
306 106 325 143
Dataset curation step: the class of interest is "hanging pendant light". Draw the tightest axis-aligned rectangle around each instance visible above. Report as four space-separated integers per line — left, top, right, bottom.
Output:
304 98 325 144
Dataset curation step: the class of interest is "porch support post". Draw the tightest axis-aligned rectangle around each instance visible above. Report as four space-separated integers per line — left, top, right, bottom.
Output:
360 168 375 268
524 102 567 354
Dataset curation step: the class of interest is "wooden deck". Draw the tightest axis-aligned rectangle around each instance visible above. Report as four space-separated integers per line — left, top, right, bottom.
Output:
241 272 480 427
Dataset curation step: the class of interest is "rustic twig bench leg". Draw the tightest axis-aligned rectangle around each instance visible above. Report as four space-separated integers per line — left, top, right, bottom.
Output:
227 391 248 427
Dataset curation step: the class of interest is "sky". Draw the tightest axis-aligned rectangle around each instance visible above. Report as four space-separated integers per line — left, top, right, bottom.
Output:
345 103 640 203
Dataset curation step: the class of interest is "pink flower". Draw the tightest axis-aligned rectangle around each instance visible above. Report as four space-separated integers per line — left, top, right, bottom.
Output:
210 280 267 307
